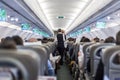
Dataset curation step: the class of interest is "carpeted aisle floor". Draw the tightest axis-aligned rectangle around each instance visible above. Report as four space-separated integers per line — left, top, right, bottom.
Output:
57 64 73 80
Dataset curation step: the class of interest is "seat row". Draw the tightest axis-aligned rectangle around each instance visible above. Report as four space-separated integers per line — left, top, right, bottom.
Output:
0 42 56 80
67 41 120 80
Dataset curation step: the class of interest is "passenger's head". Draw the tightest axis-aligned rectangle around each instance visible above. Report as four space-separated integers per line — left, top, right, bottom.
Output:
28 38 38 42
42 37 48 43
73 38 76 43
48 38 54 42
100 39 104 42
80 36 86 42
116 31 120 45
93 37 100 42
1 38 5 43
0 37 16 49
82 37 90 42
61 30 65 33
12 35 23 45
104 36 115 43
58 29 62 32
37 38 42 41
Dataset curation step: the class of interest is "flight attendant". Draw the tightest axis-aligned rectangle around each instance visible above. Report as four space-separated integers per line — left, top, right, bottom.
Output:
57 29 66 65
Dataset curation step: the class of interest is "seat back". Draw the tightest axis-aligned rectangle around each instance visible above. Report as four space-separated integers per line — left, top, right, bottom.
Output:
17 45 47 75
75 43 80 63
71 43 76 61
0 49 39 80
109 50 120 80
89 43 114 77
50 42 56 53
46 42 55 54
67 41 74 51
82 42 94 72
102 46 120 79
41 45 50 59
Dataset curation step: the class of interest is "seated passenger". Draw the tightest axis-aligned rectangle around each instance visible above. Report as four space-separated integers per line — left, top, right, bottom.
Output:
104 36 115 43
100 39 104 43
41 38 55 75
113 54 120 64
12 35 23 45
0 37 23 80
79 37 91 73
95 58 104 80
28 38 38 42
41 37 48 43
0 37 16 49
93 37 100 42
116 30 120 45
95 31 120 80
47 60 55 76
80 36 86 42
1 38 5 43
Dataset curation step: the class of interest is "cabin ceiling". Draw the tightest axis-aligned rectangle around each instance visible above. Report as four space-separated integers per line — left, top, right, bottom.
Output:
70 0 120 34
23 0 112 34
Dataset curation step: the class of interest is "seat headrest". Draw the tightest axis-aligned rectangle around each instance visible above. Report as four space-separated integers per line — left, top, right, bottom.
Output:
102 46 120 65
89 43 114 59
82 42 95 54
110 51 120 69
17 46 47 75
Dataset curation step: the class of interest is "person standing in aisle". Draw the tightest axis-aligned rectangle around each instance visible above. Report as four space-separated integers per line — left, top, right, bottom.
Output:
57 29 66 65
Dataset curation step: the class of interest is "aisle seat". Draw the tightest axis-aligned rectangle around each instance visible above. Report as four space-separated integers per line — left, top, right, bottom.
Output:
0 49 39 80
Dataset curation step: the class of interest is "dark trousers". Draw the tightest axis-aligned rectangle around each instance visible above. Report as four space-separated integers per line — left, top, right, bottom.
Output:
57 44 65 65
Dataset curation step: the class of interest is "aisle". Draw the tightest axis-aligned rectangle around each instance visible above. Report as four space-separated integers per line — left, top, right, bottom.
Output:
57 64 73 80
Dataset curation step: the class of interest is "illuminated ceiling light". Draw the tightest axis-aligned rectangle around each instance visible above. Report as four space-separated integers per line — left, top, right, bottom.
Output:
107 16 111 20
107 22 119 27
81 0 90 2
10 17 14 21
78 2 87 8
91 28 100 32
7 15 10 18
0 21 21 30
24 30 33 33
15 18 19 22
39 2 48 9
9 25 21 30
117 13 120 17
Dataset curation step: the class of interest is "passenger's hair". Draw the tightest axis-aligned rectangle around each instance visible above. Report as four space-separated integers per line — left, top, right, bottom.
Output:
37 38 42 41
1 38 5 43
68 37 73 41
116 31 120 45
61 30 65 33
73 38 76 43
48 38 54 42
93 37 100 42
80 36 86 42
82 37 90 42
0 37 16 49
104 36 115 43
58 29 62 32
42 37 48 43
100 39 104 42
113 54 120 64
12 35 23 45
